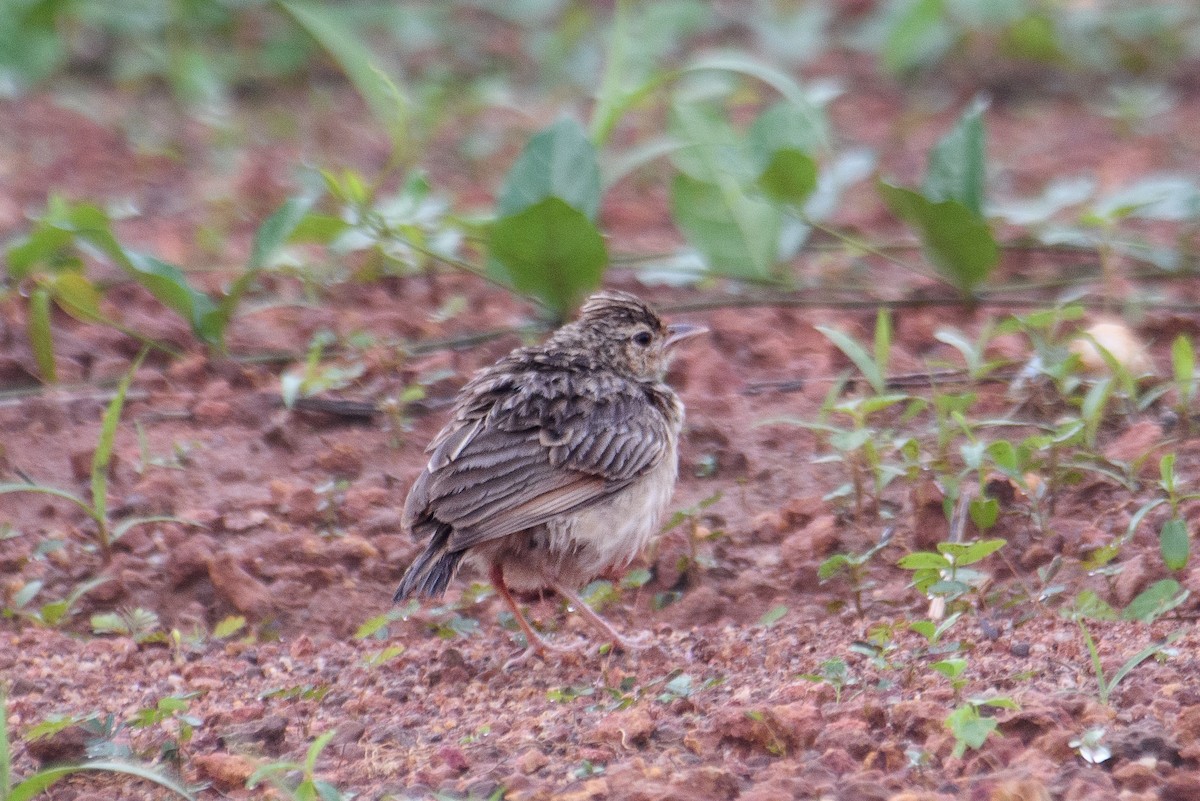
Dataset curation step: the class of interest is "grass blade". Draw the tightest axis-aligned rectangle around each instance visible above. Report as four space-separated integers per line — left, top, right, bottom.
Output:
1 689 10 797
0 484 94 519
1106 631 1183 701
28 286 56 383
1077 620 1108 705
92 349 147 551
8 760 195 801
815 325 883 394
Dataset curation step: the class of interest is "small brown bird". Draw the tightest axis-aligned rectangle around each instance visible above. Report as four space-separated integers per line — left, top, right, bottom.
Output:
394 290 705 663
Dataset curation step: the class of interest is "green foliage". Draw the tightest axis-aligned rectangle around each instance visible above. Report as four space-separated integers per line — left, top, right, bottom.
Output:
4 199 222 378
0 690 195 801
91 608 164 645
818 534 891 617
879 101 998 295
898 539 1006 603
1172 335 1197 432
490 198 608 318
943 697 1017 759
1126 454 1200 574
3 577 108 628
489 119 606 316
931 657 969 696
864 0 1200 78
0 352 198 559
280 331 366 409
798 658 856 702
671 172 782 280
278 0 410 157
248 730 347 801
1076 622 1182 706
1122 580 1189 623
758 604 789 628
354 600 419 641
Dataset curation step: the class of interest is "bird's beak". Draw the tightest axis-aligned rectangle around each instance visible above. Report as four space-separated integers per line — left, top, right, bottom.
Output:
665 322 708 348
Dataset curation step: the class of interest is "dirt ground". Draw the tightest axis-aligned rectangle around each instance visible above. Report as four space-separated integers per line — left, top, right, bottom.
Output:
4 44 1200 801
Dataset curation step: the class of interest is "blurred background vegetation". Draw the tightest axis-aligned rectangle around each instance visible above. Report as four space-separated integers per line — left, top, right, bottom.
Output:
3 0 1200 373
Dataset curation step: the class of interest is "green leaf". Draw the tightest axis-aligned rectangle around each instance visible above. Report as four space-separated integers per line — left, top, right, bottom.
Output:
218 194 323 335
757 149 818 206
48 272 104 323
944 703 996 758
974 697 1019 710
931 658 967 679
671 173 781 279
815 325 884 394
1122 579 1188 623
290 213 350 244
7 760 195 801
0 690 9 796
873 309 892 382
620 568 652 589
111 515 196 543
1160 453 1177 494
749 100 827 163
969 497 999 531
250 195 319 272
117 252 223 346
878 182 998 294
758 604 789 628
748 100 823 205
986 440 1019 474
818 554 850 580
883 0 951 75
925 98 988 215
1003 14 1060 62
5 221 73 279
1160 518 1190 571
28 286 56 383
92 351 145 538
277 0 409 153
12 580 43 610
909 620 936 642
0 484 94 519
683 52 826 144
669 101 752 185
91 612 128 635
304 730 336 777
897 552 951 570
1173 335 1195 404
1071 590 1118 621
213 615 247 639
497 118 601 220
941 538 1006 566
489 197 607 315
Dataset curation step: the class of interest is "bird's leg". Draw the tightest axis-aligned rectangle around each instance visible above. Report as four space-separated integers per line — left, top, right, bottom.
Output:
490 564 573 668
552 581 651 653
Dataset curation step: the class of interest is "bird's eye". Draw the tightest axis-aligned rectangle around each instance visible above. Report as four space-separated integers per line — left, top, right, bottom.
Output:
632 331 653 347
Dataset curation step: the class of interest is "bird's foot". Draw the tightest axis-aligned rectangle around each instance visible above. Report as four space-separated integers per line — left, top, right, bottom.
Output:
604 630 653 653
502 634 580 670
553 581 650 655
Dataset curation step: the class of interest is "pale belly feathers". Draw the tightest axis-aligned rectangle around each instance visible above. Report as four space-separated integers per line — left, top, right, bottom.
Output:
465 446 679 593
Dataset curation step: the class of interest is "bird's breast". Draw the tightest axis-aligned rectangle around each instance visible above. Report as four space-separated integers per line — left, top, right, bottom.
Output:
549 442 679 577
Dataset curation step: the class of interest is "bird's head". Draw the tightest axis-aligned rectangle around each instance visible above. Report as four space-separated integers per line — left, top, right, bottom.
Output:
550 290 707 380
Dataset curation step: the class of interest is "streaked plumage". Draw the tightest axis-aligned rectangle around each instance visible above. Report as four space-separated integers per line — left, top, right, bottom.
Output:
393 290 704 660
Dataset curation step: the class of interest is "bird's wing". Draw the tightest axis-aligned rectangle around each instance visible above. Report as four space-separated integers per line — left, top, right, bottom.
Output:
404 374 671 551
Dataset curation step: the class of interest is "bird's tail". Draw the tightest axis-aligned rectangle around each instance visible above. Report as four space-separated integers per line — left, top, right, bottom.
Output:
393 523 465 602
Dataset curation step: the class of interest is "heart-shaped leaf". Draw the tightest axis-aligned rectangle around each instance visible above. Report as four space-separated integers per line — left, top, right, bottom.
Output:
497 118 601 220
878 182 998 294
489 197 607 316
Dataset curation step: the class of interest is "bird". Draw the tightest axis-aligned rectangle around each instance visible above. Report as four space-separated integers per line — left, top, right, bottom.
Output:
393 289 706 664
